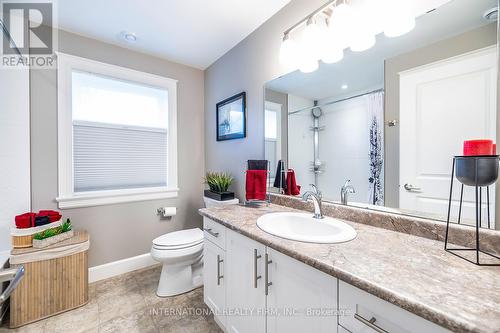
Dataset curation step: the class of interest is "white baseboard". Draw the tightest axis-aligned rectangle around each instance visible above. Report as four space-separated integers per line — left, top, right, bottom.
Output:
89 253 157 283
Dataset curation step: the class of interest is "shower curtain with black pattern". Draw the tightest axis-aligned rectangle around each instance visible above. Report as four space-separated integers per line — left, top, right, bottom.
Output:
368 91 384 206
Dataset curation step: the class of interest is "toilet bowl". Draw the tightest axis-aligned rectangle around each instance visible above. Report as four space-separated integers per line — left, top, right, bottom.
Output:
151 196 239 297
151 228 204 296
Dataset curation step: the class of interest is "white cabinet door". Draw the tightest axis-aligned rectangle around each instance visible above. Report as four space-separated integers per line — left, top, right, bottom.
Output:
266 248 338 333
339 281 451 333
226 229 267 333
203 240 226 329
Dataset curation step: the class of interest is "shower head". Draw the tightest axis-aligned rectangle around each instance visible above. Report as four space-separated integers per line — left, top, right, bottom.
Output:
311 106 322 118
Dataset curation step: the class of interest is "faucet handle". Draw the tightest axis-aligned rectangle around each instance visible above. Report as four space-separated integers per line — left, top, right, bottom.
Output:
309 184 322 198
343 179 351 188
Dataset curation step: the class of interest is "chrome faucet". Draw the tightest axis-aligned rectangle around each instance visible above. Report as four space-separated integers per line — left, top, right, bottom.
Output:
340 180 355 205
0 266 24 305
302 184 323 219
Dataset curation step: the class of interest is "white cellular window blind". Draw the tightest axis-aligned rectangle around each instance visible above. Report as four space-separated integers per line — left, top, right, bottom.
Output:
72 71 168 192
57 53 178 208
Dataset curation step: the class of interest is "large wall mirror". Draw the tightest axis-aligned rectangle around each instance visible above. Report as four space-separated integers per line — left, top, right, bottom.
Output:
264 0 499 229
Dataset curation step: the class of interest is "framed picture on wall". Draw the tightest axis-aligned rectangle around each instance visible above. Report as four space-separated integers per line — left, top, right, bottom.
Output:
216 92 246 141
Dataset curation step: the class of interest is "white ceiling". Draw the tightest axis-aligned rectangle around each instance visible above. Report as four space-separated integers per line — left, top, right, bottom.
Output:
57 0 291 69
266 0 497 102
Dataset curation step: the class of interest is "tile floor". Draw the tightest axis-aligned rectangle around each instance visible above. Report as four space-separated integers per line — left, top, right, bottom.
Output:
0 265 223 333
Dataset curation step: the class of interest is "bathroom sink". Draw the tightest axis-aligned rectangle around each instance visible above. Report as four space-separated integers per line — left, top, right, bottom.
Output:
256 212 357 244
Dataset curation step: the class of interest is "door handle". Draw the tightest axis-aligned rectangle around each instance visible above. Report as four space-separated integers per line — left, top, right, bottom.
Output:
264 253 272 296
254 249 262 288
204 228 219 238
217 255 223 285
354 313 389 333
403 183 422 192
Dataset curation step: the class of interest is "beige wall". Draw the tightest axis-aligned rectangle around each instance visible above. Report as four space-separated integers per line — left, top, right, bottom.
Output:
30 30 205 267
204 0 325 198
384 23 497 208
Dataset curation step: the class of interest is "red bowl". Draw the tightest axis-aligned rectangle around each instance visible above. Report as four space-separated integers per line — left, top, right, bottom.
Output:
463 139 494 156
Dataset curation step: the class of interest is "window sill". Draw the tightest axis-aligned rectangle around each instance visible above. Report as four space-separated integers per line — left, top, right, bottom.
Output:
56 187 179 209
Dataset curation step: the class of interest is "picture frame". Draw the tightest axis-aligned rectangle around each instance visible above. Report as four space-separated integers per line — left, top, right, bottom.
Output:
216 92 246 141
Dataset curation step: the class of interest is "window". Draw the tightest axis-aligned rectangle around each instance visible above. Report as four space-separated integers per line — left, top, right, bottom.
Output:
57 53 178 208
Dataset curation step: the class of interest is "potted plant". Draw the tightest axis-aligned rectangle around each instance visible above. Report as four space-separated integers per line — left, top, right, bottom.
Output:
32 219 74 248
204 172 235 201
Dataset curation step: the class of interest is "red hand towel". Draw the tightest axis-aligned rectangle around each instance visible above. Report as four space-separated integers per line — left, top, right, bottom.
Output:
285 169 301 196
463 139 493 156
38 210 62 223
15 212 36 229
246 170 267 201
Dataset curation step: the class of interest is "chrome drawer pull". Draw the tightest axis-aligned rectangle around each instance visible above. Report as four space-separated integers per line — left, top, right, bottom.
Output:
204 228 219 238
254 249 262 288
354 313 389 333
217 255 224 285
264 253 272 295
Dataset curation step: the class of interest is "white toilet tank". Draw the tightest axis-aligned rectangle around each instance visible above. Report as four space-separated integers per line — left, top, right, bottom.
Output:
203 196 239 208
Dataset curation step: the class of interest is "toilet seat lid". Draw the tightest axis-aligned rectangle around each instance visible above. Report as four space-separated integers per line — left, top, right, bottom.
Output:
153 228 203 247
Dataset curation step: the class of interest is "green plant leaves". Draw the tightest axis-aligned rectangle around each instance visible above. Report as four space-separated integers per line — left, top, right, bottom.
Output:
33 218 72 240
205 172 233 193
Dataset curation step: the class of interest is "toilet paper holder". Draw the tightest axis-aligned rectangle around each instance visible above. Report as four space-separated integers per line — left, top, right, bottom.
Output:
157 207 176 218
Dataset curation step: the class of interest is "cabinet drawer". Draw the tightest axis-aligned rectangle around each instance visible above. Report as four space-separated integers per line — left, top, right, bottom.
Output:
339 281 450 333
203 217 226 249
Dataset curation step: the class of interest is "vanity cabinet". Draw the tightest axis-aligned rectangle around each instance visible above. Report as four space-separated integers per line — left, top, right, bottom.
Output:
203 218 451 333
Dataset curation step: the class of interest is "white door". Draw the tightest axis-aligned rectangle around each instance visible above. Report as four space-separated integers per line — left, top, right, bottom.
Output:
0 66 30 254
266 248 337 333
226 230 267 333
399 46 497 227
203 240 226 329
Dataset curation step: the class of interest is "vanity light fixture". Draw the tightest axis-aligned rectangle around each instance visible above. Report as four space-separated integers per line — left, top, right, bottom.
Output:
278 0 418 73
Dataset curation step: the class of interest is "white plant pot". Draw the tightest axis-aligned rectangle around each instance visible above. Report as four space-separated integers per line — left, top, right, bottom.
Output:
32 230 74 249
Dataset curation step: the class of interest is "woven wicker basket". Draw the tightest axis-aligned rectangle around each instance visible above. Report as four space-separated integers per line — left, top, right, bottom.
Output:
11 220 63 249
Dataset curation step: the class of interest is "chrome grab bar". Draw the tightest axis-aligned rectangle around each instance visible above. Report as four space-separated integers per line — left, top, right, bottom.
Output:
204 228 220 238
354 313 389 333
0 266 25 304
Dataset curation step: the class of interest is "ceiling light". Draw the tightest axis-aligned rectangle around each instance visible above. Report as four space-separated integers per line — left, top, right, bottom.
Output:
341 84 348 89
483 7 498 22
121 31 137 43
279 33 299 68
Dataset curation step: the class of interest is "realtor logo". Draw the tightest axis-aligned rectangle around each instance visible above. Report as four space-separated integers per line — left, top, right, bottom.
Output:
1 0 57 68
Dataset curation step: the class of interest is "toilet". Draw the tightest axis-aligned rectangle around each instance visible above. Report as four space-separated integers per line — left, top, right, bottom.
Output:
151 196 239 297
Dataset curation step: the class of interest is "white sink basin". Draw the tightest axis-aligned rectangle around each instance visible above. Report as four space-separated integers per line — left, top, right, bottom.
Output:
256 212 357 244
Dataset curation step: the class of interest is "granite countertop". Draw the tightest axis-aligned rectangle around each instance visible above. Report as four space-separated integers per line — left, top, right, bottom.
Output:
199 204 500 333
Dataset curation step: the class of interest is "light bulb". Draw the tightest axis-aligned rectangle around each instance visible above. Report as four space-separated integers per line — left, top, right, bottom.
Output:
328 3 354 49
279 34 299 68
302 18 324 60
321 42 344 63
299 56 319 73
383 0 416 37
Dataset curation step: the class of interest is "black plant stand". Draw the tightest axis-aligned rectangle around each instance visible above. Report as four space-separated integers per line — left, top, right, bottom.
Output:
444 155 500 266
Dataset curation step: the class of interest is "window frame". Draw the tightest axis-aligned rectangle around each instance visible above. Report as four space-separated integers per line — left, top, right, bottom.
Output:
56 52 178 209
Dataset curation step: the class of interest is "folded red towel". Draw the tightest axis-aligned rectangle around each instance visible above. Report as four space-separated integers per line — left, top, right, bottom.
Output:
246 170 267 201
15 213 36 229
285 169 301 196
463 139 494 156
38 210 62 223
